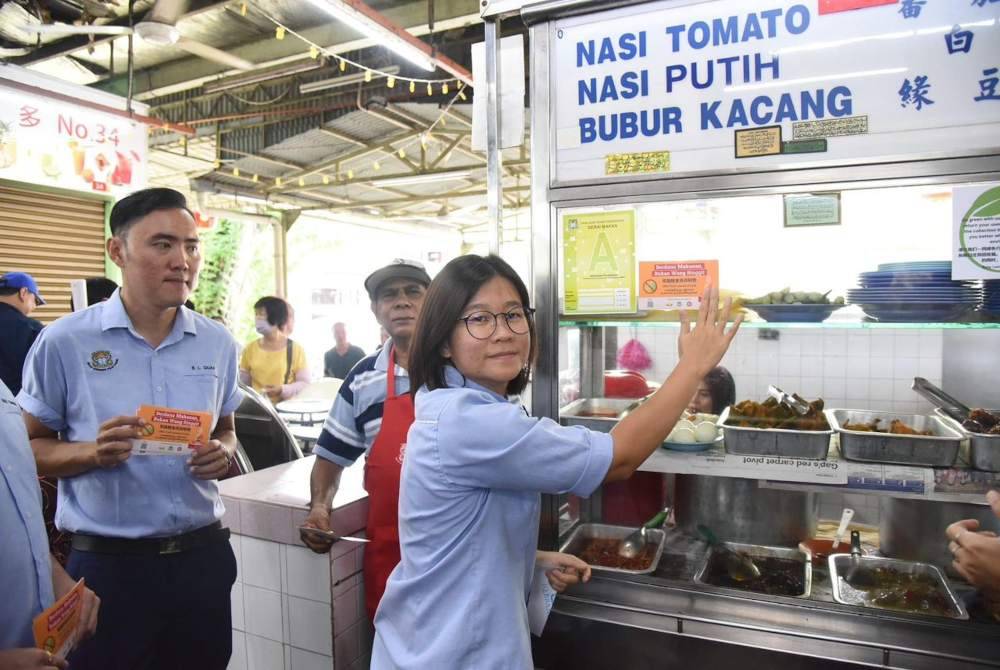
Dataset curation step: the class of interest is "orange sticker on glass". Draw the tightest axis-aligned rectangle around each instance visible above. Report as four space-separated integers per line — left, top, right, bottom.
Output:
638 261 719 310
132 404 212 456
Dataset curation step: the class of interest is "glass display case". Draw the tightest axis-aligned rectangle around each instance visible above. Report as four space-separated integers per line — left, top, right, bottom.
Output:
504 0 1000 666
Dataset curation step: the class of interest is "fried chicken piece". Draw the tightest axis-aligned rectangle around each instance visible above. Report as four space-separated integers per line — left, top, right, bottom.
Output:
969 409 999 430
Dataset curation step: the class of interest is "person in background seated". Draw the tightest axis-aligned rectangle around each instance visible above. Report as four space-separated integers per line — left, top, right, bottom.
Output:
947 490 1000 606
85 277 118 306
0 379 99 669
324 322 365 379
0 271 45 395
239 296 309 403
687 365 736 415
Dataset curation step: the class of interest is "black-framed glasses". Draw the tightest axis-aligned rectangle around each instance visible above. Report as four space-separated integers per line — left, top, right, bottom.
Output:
457 307 535 340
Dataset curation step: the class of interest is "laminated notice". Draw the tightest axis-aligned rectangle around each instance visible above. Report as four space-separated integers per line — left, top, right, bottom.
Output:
33 579 84 657
132 404 212 456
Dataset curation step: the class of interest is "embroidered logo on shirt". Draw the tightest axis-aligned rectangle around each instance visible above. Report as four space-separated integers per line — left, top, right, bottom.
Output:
396 443 406 465
87 350 119 371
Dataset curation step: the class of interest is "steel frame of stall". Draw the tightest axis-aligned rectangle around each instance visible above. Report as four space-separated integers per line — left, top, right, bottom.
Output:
478 0 1000 667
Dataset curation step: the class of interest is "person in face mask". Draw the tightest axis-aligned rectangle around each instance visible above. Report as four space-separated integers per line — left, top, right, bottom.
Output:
239 296 310 403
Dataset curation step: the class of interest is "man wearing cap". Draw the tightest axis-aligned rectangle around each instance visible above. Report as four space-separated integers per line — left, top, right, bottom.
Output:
300 259 430 622
0 271 45 395
17 188 243 669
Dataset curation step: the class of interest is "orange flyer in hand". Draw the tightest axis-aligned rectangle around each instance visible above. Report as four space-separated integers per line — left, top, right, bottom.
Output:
34 578 84 657
132 404 212 456
638 260 719 310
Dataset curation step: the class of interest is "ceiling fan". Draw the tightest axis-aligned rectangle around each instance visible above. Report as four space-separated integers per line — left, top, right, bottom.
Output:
20 0 253 70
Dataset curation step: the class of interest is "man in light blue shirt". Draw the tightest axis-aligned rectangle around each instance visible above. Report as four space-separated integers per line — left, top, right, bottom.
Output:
0 379 98 667
18 188 242 670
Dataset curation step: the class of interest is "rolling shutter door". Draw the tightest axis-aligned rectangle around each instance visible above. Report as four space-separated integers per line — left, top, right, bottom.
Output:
0 185 108 323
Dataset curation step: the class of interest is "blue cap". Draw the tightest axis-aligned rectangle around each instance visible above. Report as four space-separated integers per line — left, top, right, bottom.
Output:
0 272 46 305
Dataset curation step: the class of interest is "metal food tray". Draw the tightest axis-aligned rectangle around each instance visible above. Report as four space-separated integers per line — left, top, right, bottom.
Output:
828 554 969 620
560 523 666 575
693 541 812 598
934 408 1000 472
718 406 833 460
559 398 637 433
827 410 962 467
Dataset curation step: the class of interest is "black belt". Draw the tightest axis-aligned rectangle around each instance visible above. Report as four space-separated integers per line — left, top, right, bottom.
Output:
71 522 229 556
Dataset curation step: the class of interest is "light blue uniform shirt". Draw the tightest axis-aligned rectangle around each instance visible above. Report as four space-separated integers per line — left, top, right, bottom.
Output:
0 380 54 649
372 366 613 670
17 290 243 538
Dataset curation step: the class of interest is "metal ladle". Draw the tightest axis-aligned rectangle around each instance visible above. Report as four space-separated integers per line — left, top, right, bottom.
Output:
844 530 876 590
696 524 762 582
618 508 670 559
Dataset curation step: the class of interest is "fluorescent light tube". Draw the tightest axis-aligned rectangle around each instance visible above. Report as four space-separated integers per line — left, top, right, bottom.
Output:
204 59 326 93
377 170 471 187
300 65 399 94
305 0 436 71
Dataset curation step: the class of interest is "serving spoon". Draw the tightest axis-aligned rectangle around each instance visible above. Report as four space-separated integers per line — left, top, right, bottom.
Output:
697 524 761 582
618 508 670 559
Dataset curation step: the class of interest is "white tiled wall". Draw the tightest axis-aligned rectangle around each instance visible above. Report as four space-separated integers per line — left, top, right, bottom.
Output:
611 326 946 526
229 534 369 670
615 327 944 415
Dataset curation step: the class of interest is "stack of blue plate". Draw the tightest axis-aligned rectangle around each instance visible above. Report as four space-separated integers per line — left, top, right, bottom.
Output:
984 280 1000 315
848 261 981 322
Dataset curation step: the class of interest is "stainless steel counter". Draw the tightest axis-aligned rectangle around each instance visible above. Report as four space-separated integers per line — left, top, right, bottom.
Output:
537 536 1000 669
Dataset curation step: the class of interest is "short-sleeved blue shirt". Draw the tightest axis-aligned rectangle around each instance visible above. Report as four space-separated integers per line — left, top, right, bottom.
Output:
17 290 243 538
0 379 54 649
372 366 613 670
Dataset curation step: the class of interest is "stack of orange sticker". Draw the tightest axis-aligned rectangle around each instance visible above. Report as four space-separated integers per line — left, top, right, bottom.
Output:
638 260 719 310
34 579 84 657
132 404 212 456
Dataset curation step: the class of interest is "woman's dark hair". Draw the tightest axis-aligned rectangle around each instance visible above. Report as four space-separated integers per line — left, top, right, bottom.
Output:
254 296 289 328
85 277 118 305
704 366 736 414
408 254 536 397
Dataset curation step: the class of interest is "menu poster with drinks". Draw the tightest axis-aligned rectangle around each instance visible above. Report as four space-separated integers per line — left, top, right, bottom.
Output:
0 84 147 197
953 182 1000 280
132 405 212 456
639 260 719 310
33 579 85 657
562 209 637 315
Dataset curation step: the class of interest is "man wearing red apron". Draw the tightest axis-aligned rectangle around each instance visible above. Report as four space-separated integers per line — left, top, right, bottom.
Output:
301 259 431 621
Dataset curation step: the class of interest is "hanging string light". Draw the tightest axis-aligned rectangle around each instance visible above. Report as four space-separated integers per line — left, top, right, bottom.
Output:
246 5 468 94
387 77 395 88
275 176 283 187
232 167 240 177
298 177 305 187
322 174 330 185
252 174 259 183
442 82 449 95
373 160 381 171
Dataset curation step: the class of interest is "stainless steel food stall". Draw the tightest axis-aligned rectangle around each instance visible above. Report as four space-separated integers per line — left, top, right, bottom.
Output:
478 0 1000 666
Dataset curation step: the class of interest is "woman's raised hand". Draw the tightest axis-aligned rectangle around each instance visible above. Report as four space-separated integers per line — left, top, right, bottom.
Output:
677 284 742 377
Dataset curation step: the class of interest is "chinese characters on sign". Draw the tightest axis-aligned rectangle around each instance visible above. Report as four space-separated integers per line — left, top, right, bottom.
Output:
976 68 1000 102
945 26 974 54
899 75 934 110
0 85 146 196
899 0 926 19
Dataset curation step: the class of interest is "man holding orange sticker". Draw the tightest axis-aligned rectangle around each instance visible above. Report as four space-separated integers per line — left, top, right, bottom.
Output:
18 188 242 670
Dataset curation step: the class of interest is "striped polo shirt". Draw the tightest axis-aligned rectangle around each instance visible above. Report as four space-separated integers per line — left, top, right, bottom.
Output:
313 343 410 467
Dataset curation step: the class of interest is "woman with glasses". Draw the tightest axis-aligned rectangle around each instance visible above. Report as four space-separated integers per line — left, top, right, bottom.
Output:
371 254 741 669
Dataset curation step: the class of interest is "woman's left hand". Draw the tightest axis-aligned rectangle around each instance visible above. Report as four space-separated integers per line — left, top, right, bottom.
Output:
536 551 591 593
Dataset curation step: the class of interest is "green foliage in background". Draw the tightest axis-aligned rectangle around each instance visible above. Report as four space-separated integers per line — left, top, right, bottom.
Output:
192 218 242 320
192 218 276 346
